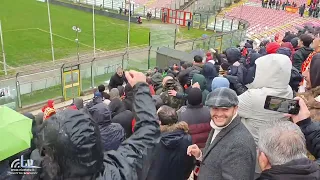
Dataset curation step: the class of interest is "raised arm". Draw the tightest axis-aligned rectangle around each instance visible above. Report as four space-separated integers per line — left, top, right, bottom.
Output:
103 70 160 180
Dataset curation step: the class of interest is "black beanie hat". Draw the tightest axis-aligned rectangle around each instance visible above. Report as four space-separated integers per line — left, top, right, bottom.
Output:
187 88 202 106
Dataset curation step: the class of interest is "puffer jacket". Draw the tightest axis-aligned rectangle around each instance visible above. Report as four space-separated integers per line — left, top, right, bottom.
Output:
177 105 211 148
146 121 194 180
89 103 125 151
22 83 161 180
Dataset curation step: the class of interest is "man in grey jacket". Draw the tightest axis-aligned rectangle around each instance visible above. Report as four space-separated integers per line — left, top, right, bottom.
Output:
187 87 256 180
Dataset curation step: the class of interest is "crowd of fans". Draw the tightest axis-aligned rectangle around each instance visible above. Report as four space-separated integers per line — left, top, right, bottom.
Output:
1 25 320 180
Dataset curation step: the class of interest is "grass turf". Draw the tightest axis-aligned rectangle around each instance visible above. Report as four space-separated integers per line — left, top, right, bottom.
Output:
0 0 209 68
0 0 150 67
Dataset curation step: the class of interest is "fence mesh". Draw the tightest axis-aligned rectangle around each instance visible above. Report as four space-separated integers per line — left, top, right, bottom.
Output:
0 14 249 109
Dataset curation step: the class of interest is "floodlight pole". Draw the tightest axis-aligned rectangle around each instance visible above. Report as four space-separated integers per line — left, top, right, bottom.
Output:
0 21 7 75
126 0 131 61
47 0 55 62
72 26 81 62
93 0 96 58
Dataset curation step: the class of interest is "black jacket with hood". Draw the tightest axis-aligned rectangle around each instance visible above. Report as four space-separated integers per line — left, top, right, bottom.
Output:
123 84 134 111
109 98 134 138
244 52 262 85
151 72 163 95
177 64 203 87
202 62 218 92
146 121 194 180
226 47 248 85
89 103 125 151
22 83 160 180
293 46 314 72
258 158 320 180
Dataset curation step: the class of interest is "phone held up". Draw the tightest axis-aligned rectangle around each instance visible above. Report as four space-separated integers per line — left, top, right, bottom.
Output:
264 95 300 115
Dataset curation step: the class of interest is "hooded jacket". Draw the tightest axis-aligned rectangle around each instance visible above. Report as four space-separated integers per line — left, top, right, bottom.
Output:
123 84 134 111
206 52 213 62
239 54 293 144
23 83 160 180
258 158 320 180
151 72 163 95
109 98 134 138
244 52 262 85
187 64 203 86
226 48 241 64
226 48 248 85
293 46 314 72
192 74 210 104
160 79 185 110
89 103 125 151
146 121 194 180
202 62 218 92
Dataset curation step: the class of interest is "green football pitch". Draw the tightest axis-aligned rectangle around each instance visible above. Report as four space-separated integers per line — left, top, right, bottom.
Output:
0 0 150 67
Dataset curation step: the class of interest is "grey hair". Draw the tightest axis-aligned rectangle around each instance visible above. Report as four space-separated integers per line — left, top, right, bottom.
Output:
258 121 307 165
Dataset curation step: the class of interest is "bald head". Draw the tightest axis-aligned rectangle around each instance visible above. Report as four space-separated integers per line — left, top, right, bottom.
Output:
313 38 320 52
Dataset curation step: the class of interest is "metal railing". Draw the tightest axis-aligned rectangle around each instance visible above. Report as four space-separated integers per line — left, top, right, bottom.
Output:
175 15 249 53
0 15 249 110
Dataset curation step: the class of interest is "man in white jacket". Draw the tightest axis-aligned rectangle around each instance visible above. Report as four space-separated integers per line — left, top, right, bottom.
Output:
238 54 293 178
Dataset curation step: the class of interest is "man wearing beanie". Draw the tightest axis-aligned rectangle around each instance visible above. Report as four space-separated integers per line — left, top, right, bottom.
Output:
187 87 256 180
177 88 211 148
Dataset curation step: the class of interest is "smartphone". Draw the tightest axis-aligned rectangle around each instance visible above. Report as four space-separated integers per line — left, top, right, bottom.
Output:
264 95 300 115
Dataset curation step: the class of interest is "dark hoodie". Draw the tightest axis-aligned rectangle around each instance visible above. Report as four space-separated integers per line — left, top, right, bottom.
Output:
146 121 194 180
192 74 210 104
151 72 163 95
89 103 125 151
258 158 320 180
293 46 314 72
123 84 134 111
109 98 134 138
226 47 248 85
244 52 262 85
202 62 218 92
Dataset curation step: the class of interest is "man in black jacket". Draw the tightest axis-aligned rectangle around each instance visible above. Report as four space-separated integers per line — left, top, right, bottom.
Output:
147 105 194 180
293 34 314 72
23 70 160 180
257 119 320 180
108 67 127 90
